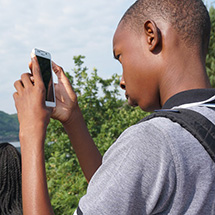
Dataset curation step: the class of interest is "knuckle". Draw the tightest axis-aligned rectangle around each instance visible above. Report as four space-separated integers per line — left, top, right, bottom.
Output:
14 79 23 88
71 93 78 104
73 93 78 101
21 73 28 79
36 85 46 94
13 92 18 99
14 80 18 87
54 63 64 73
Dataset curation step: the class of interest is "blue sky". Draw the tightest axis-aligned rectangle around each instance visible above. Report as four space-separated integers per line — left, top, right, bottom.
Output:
0 0 214 114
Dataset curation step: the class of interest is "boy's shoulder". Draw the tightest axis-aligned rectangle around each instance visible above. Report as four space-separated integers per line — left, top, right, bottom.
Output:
139 108 215 161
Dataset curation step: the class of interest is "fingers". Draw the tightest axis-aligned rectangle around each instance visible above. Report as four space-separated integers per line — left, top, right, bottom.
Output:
21 73 33 88
31 56 44 88
30 57 66 84
29 61 32 74
14 80 24 92
52 61 67 80
13 91 19 100
14 73 34 92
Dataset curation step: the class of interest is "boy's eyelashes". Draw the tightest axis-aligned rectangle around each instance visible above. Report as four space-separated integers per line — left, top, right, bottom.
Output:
113 50 121 61
113 53 121 62
116 54 121 61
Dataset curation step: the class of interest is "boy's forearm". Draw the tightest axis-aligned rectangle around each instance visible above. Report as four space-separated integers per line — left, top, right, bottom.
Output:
63 107 102 183
20 127 54 215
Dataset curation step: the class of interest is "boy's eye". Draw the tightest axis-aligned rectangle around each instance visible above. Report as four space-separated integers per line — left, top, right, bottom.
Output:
113 50 121 61
114 54 121 63
116 54 120 60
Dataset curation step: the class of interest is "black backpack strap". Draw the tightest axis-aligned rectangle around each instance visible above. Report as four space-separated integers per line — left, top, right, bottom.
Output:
139 108 215 162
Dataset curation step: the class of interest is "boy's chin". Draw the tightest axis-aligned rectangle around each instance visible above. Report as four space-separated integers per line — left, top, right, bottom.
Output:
127 97 138 107
139 101 161 112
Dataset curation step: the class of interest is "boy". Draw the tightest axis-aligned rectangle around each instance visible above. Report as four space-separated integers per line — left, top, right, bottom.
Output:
13 0 215 214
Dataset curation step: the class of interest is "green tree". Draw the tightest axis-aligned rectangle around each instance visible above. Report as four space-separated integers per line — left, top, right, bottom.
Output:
206 6 215 86
0 111 19 142
44 6 215 213
45 56 146 214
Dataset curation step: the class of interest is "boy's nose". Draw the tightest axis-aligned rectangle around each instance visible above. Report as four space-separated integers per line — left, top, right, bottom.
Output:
120 75 126 90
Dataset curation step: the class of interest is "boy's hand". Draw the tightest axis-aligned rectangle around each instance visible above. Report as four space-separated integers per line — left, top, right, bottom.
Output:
50 62 80 125
13 56 52 136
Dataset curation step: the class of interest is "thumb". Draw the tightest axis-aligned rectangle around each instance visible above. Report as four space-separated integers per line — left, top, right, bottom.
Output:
52 61 67 82
31 54 44 88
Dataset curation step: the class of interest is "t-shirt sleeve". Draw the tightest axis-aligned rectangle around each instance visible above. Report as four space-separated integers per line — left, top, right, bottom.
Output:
77 119 177 214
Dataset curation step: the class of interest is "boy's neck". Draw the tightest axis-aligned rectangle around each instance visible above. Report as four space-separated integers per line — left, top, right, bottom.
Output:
159 51 211 107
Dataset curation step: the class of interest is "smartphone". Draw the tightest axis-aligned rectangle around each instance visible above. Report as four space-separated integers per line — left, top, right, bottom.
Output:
32 48 56 107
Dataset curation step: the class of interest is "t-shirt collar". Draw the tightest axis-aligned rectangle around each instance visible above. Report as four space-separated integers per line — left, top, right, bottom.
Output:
162 88 215 109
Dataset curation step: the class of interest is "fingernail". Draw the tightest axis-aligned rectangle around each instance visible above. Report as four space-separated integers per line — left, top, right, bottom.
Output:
31 52 36 59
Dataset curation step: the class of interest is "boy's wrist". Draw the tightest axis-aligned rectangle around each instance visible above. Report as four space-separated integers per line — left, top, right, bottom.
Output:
62 105 83 129
19 122 47 146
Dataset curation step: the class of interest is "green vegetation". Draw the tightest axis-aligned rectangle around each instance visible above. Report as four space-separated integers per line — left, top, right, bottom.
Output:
44 6 215 214
0 5 214 214
206 6 215 86
45 55 147 214
0 111 19 142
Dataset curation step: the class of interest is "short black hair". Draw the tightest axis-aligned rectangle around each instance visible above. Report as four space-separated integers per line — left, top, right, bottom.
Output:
120 0 211 53
0 142 22 215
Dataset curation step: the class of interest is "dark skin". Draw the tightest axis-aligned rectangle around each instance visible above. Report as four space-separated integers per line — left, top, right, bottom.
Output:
13 18 211 214
14 58 102 215
114 20 211 111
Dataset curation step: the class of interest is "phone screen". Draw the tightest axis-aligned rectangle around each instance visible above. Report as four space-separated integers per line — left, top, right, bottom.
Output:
37 56 54 102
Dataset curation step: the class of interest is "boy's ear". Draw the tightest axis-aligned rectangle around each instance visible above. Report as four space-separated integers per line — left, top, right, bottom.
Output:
144 20 161 52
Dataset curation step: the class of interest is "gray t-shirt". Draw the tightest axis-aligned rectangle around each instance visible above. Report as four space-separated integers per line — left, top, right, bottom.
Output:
76 104 215 214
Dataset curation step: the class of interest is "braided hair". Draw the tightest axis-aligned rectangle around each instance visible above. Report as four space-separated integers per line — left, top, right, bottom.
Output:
0 142 22 215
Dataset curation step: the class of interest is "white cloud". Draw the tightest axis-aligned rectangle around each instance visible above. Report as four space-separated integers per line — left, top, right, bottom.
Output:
0 0 135 114
1 0 213 114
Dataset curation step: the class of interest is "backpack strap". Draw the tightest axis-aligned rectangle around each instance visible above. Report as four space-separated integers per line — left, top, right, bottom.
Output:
139 108 215 162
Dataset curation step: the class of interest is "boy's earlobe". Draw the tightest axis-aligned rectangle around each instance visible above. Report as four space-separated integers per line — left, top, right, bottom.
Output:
144 20 161 52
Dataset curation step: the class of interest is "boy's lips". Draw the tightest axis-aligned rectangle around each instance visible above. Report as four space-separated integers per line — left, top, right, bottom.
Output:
125 93 138 107
125 93 132 105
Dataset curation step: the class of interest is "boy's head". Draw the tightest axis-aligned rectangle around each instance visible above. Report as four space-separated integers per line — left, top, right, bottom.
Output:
121 0 211 54
113 0 211 111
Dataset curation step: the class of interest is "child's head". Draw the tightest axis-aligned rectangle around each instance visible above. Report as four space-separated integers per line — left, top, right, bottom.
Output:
113 0 211 111
0 142 22 215
120 0 211 54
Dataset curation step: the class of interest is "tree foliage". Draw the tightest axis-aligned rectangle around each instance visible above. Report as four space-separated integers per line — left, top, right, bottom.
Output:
44 6 215 214
45 56 146 214
0 111 19 142
206 6 215 86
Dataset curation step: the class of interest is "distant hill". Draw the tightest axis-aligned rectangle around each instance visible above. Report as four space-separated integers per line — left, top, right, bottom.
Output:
0 111 19 142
